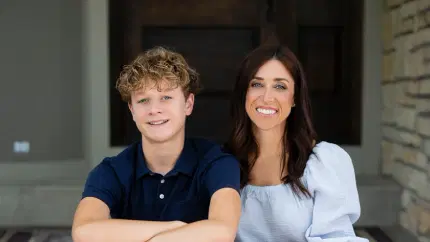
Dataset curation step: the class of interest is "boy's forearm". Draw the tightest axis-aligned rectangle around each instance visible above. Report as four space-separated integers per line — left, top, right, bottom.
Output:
72 219 185 242
148 220 236 242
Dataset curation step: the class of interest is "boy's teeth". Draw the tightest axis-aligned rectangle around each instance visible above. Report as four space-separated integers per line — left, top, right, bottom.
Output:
256 108 276 115
149 120 167 125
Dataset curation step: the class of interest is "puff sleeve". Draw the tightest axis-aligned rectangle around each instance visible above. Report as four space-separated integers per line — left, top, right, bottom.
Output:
304 142 368 242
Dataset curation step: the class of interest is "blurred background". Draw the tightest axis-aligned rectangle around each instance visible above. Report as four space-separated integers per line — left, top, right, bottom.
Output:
0 0 429 241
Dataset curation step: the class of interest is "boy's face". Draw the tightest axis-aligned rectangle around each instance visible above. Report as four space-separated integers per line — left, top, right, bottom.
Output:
128 80 194 144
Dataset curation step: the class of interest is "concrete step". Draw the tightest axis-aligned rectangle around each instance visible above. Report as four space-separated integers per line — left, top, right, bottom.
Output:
355 175 402 227
0 175 402 227
0 183 83 227
0 227 412 241
380 225 421 242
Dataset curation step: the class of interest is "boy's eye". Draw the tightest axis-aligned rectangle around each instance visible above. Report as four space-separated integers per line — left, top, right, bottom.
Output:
137 98 148 103
162 96 172 100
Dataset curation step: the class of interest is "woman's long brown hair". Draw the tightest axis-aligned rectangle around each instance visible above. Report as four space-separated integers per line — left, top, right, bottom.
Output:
225 45 317 197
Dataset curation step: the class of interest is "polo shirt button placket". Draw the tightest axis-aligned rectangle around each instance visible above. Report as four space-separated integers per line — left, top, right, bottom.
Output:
159 178 165 199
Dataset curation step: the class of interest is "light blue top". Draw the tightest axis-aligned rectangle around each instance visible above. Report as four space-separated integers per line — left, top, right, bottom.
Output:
235 141 369 242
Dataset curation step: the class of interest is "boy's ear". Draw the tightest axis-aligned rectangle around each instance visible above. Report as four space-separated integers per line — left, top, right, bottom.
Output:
128 102 135 121
185 93 194 116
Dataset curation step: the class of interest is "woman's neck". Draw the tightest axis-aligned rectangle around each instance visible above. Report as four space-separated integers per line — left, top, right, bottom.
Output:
248 124 287 186
253 125 284 157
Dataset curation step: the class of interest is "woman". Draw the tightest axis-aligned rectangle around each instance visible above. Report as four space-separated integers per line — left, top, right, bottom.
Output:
226 45 368 242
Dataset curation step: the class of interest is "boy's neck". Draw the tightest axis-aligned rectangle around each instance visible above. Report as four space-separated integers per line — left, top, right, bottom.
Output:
141 133 185 176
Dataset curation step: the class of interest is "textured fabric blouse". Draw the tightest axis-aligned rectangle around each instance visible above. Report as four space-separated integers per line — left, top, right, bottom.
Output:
235 141 369 242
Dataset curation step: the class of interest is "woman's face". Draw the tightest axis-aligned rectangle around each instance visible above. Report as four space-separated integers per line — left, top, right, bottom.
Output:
245 59 295 131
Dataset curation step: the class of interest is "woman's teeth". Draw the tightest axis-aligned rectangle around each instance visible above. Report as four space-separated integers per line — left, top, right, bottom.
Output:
256 108 277 115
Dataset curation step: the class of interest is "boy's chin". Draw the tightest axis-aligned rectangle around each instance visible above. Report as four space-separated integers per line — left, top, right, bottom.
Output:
143 131 179 144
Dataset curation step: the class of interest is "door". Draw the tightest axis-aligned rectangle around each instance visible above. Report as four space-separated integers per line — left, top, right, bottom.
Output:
109 0 363 148
294 0 363 146
109 0 279 145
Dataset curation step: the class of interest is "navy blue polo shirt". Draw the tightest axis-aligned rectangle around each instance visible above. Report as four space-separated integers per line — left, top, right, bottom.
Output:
82 137 240 223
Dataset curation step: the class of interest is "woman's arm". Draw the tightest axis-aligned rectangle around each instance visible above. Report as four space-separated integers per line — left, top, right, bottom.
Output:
305 143 369 242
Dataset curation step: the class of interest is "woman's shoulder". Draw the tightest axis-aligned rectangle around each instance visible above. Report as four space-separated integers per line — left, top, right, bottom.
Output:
307 141 353 169
304 141 357 192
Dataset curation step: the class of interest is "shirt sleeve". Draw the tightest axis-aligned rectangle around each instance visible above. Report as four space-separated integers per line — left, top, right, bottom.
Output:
201 155 241 198
304 143 369 242
82 158 123 213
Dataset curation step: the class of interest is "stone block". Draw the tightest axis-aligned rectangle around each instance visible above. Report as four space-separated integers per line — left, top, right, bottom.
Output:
419 236 430 242
405 36 419 76
387 0 403 8
419 78 430 95
382 140 395 174
418 0 430 11
424 46 430 63
392 162 428 198
417 115 430 136
415 28 430 47
384 83 413 107
408 79 421 94
400 1 418 33
416 99 430 113
383 11 394 49
418 207 430 236
383 108 397 124
417 7 430 29
395 7 404 37
393 144 428 169
401 1 418 19
403 16 416 35
398 89 417 107
394 37 407 78
383 53 395 81
395 106 417 130
382 126 422 146
401 203 420 234
423 139 430 157
402 189 414 208
382 84 396 108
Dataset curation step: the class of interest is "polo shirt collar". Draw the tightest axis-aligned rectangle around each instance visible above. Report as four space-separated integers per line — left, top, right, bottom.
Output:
135 139 198 179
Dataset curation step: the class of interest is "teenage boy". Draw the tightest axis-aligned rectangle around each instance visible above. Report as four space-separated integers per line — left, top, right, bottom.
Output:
72 47 241 242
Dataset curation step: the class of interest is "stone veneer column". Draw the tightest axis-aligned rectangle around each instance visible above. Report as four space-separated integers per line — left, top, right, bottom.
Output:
382 0 430 241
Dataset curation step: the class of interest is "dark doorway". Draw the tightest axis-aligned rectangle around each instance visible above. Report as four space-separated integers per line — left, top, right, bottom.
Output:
109 0 363 146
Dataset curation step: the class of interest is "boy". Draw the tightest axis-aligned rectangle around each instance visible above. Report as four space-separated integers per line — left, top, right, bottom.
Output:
72 47 241 242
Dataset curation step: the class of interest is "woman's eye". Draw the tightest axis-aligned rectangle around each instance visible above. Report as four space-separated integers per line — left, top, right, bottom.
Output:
250 82 263 88
275 84 287 90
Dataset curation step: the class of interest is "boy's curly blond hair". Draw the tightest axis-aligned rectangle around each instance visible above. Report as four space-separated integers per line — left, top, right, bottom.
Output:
116 46 202 102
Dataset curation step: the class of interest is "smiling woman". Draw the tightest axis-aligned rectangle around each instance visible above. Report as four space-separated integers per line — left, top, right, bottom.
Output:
225 44 367 242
